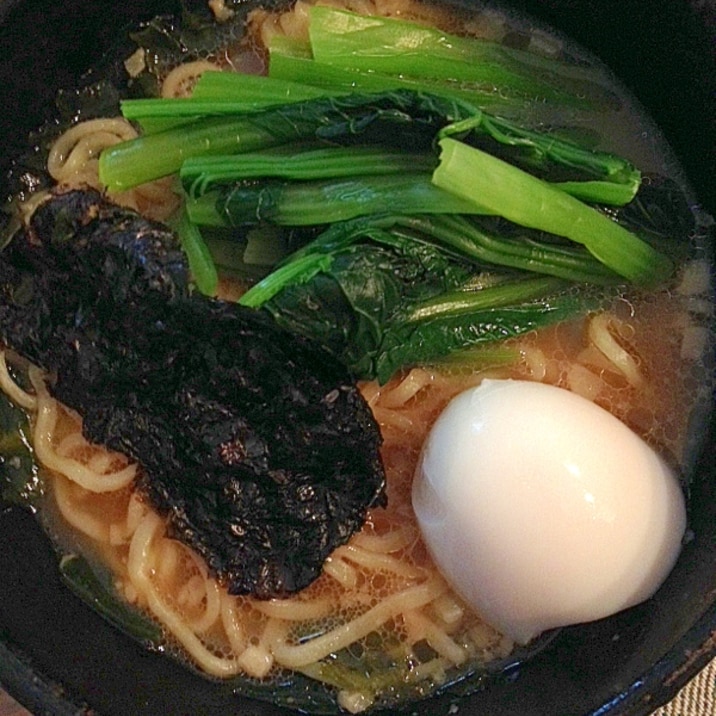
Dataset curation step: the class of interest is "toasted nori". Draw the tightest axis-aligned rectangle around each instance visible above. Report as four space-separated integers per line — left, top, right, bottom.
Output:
0 188 386 598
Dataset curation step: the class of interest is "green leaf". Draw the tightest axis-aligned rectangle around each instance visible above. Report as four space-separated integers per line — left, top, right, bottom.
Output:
171 208 218 296
0 390 41 507
256 224 591 381
432 137 672 285
186 173 483 227
307 6 620 112
59 553 163 645
181 146 438 198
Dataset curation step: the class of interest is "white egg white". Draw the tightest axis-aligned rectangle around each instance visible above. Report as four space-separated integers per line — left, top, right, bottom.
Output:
412 379 687 644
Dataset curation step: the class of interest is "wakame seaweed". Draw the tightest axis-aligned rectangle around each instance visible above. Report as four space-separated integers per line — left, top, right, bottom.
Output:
0 188 386 598
0 390 40 507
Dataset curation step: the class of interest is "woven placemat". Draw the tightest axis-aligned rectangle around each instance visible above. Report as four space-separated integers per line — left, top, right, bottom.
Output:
653 659 716 715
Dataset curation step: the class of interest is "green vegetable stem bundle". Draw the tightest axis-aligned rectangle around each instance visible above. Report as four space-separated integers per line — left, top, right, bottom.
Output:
98 7 693 381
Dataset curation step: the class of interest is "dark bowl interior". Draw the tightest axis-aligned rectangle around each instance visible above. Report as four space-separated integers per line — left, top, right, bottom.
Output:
0 1 714 714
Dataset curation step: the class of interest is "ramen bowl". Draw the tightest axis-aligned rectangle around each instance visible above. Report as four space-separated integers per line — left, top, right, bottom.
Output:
0 0 714 714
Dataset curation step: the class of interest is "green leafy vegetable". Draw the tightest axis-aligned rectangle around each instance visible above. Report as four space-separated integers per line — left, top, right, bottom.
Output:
306 6 620 112
240 217 597 382
191 70 335 105
171 208 218 296
372 277 582 382
385 214 621 284
432 137 672 285
94 56 682 382
123 73 336 133
240 212 618 309
99 114 282 190
267 35 532 113
438 113 641 205
180 145 438 196
185 173 483 227
104 87 640 205
100 90 469 190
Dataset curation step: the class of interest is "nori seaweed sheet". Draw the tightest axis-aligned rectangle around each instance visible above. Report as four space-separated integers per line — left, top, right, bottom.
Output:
0 188 386 598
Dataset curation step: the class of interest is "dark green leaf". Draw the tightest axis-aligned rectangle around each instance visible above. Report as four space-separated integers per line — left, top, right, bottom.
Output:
0 390 41 507
59 553 163 645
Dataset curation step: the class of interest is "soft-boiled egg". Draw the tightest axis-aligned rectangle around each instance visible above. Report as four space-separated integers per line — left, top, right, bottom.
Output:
412 379 686 644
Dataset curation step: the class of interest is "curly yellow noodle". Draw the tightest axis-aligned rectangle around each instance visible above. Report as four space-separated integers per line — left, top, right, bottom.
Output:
254 596 333 621
219 591 249 655
403 608 469 665
575 343 618 374
322 554 359 588
127 510 244 677
566 363 603 401
254 617 292 672
109 490 146 546
334 543 425 580
53 475 111 544
181 574 223 634
351 525 416 553
44 118 181 222
377 368 434 408
29 368 137 493
337 689 375 714
55 432 91 457
170 542 223 634
109 521 131 547
208 0 236 23
16 189 52 225
161 60 222 98
588 312 645 388
431 593 465 626
0 352 36 410
521 345 548 381
86 451 115 474
370 405 416 432
236 644 273 678
271 578 447 669
47 118 138 184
